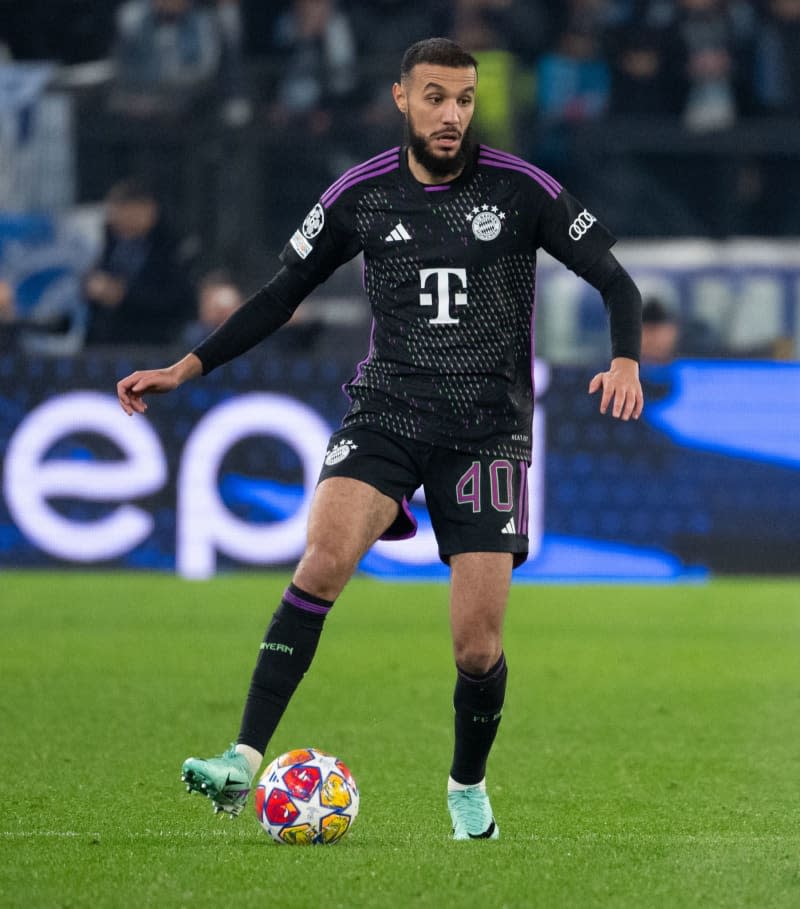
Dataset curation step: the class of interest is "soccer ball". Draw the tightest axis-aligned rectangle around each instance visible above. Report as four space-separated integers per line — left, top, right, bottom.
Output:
255 748 359 845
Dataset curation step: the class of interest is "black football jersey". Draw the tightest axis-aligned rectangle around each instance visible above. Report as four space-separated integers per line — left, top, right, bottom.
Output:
280 143 616 461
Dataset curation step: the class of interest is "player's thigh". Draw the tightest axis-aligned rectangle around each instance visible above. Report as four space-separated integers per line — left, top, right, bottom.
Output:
316 427 423 540
305 475 399 558
294 428 421 597
423 449 530 568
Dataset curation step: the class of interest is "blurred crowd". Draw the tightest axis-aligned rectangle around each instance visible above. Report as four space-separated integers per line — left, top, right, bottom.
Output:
1 0 800 356
3 1 799 127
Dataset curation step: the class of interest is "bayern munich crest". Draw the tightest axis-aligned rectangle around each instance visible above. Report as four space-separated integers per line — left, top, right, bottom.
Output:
302 203 325 240
324 439 358 466
466 204 506 241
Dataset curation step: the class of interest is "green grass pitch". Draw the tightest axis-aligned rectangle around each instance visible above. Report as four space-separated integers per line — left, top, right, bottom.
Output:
1 573 799 908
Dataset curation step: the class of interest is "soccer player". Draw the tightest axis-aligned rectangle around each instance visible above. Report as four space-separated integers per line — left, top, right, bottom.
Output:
117 38 644 840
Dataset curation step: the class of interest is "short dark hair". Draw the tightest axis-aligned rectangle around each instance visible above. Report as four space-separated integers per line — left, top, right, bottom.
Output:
107 176 159 206
400 38 478 81
642 298 677 325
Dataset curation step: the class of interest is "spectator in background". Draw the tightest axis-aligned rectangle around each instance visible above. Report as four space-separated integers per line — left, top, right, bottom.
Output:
605 21 683 116
84 178 194 346
658 0 760 235
93 0 235 260
346 0 447 149
531 0 610 191
754 0 800 116
448 0 564 66
0 0 117 64
750 0 800 233
450 1 520 150
262 0 360 247
347 0 445 58
181 269 244 348
535 0 611 127
671 0 758 131
597 16 705 236
640 297 680 364
268 0 358 134
449 0 559 150
214 0 252 126
110 0 222 117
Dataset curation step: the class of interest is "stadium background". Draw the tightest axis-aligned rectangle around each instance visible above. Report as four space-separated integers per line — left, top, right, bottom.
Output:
1 6 799 907
1 0 798 579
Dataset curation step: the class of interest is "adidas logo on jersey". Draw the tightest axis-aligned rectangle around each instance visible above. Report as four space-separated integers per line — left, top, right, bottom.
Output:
500 517 516 535
385 222 412 242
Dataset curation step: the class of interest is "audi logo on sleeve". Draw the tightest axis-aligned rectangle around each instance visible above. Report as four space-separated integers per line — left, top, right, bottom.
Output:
568 209 597 240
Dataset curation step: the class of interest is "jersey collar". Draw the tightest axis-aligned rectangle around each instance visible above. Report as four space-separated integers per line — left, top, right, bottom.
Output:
400 143 478 200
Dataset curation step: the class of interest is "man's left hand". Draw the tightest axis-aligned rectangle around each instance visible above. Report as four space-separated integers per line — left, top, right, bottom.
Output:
588 356 644 421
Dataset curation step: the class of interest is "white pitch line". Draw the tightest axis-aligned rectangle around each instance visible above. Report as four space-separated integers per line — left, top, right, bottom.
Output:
1 829 255 839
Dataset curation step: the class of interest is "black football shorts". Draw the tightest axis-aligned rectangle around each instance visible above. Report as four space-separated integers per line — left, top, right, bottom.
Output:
317 426 530 567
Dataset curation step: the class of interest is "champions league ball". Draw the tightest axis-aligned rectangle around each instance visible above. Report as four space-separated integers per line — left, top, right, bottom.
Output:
255 748 359 845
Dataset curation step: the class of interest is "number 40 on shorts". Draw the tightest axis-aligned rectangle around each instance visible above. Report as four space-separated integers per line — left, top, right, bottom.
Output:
455 460 515 514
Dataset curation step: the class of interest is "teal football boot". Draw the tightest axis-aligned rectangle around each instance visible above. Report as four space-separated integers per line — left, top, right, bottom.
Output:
447 785 500 840
181 745 252 818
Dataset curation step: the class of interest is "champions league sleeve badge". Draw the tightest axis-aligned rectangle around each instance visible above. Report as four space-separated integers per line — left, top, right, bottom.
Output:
290 203 325 258
302 203 325 240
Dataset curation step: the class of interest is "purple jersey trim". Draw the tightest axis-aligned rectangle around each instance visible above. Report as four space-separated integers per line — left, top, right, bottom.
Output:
478 146 561 199
479 157 560 200
321 148 400 208
519 460 529 536
323 162 400 208
479 144 562 194
379 496 419 541
283 587 331 615
424 184 452 192
529 263 536 458
343 317 376 399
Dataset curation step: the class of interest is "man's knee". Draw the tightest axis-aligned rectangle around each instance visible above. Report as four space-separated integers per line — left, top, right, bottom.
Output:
453 638 503 676
294 540 358 601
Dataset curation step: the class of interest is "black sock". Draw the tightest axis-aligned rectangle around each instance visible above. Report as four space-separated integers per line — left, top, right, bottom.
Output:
450 653 507 785
237 584 333 755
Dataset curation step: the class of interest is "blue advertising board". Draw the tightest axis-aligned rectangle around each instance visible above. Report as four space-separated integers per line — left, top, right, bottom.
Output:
1 348 797 580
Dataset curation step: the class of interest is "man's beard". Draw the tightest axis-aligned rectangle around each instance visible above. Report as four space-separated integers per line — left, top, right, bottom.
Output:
405 116 475 180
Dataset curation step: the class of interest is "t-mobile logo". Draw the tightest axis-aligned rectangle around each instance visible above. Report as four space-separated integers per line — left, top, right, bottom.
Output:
419 268 468 324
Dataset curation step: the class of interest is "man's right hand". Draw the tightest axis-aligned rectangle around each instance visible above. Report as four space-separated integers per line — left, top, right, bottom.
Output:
116 353 202 415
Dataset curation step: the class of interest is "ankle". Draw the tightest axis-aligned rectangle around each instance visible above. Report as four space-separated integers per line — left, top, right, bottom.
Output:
448 776 486 792
234 743 263 778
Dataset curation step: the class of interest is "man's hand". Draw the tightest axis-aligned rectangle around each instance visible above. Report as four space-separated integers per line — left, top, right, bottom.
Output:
116 353 202 415
588 356 644 421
